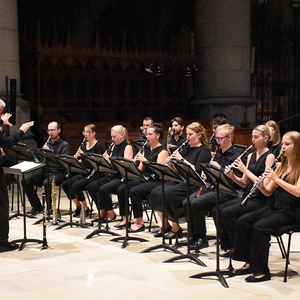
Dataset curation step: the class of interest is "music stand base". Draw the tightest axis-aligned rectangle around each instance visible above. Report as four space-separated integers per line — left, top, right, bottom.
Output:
190 270 229 288
54 221 89 230
111 236 148 249
33 217 65 225
9 213 36 220
163 253 206 267
141 243 182 254
12 238 43 251
85 228 120 239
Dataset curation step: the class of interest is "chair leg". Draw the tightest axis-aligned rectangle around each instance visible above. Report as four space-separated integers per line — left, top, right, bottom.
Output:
276 236 286 259
284 232 293 282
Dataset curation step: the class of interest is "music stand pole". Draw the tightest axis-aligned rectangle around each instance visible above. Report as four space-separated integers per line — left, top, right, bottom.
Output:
109 157 148 248
140 162 182 255
82 154 120 238
163 162 206 266
5 161 45 250
190 164 237 288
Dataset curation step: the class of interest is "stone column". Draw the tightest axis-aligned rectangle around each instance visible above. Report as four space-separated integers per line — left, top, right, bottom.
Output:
0 0 34 144
195 0 255 127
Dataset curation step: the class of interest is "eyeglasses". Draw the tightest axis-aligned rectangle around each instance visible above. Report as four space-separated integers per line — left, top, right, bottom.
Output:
82 131 92 135
47 129 57 133
215 135 229 141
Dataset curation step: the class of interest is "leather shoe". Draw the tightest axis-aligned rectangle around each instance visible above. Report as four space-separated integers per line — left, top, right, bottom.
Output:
73 207 81 217
245 274 271 282
27 206 43 216
0 242 19 253
190 238 209 250
153 226 172 238
220 249 234 258
234 268 251 276
165 227 183 239
114 222 131 229
129 224 145 233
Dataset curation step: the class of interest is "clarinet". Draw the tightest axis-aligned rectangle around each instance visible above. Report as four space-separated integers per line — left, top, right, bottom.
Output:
224 144 254 175
74 138 86 159
133 140 147 163
87 142 115 179
240 151 284 208
164 140 188 165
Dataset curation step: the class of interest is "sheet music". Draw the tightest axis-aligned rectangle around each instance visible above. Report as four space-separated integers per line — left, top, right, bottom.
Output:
9 161 44 173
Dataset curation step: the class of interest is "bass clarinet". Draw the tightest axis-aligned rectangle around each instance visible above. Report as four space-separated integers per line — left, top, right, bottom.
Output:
224 144 254 175
240 151 284 208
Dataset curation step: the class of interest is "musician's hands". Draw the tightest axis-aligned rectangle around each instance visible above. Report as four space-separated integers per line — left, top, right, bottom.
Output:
232 157 246 172
75 148 83 159
210 160 221 169
134 152 147 162
171 150 182 161
19 121 34 133
263 167 277 181
103 151 110 161
1 113 13 126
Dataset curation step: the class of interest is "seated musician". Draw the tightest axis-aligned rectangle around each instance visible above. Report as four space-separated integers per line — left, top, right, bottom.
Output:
61 124 103 218
185 124 242 250
22 121 71 215
85 125 133 221
115 123 168 231
219 125 275 258
148 122 211 239
233 131 300 282
167 116 186 152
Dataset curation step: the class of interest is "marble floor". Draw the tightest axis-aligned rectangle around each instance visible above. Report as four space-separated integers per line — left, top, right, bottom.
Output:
1 191 300 300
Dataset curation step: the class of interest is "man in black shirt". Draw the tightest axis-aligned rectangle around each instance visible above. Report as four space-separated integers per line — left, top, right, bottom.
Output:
0 112 34 252
22 121 71 215
167 116 187 152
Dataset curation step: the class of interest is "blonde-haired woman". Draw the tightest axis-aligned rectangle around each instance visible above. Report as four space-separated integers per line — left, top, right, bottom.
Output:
219 124 275 258
265 120 282 157
233 131 300 282
86 125 133 221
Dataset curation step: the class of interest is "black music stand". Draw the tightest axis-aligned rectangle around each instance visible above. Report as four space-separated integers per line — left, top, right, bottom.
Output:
163 160 208 266
54 154 89 230
6 143 40 220
131 140 147 154
4 160 45 250
80 153 120 238
32 148 65 225
189 163 238 288
140 161 183 255
109 156 148 248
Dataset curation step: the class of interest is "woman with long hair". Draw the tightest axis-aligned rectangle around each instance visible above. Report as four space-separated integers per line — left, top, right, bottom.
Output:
233 131 300 282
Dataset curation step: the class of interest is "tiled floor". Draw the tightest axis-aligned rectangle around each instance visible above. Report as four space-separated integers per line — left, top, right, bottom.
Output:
1 191 300 300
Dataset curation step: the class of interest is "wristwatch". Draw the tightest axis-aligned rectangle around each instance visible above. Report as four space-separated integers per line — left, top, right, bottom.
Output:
180 158 185 163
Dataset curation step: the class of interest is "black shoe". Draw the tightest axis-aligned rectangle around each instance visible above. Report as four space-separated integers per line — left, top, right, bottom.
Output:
220 250 234 258
190 237 209 250
165 227 183 239
129 224 145 233
234 268 251 276
47 209 53 218
73 207 81 217
0 242 19 253
114 222 131 229
153 226 172 238
245 274 271 282
28 206 43 216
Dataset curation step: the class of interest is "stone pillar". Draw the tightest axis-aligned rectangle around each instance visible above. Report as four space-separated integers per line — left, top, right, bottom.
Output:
0 0 34 145
195 0 255 127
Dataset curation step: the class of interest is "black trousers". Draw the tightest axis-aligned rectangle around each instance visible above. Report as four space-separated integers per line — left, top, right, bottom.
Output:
22 169 66 209
189 190 236 238
218 196 267 250
0 172 9 245
129 180 162 218
61 173 95 202
234 207 300 275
